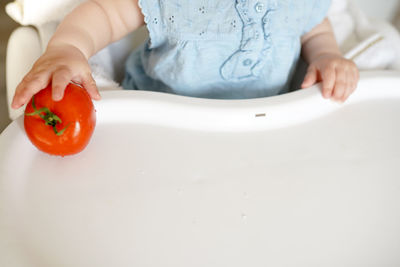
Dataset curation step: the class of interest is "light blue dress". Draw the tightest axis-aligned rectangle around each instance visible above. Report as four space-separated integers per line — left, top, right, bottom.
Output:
123 0 331 99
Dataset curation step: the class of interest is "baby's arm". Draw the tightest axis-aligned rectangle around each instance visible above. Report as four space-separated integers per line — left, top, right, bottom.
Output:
301 18 359 102
12 0 144 109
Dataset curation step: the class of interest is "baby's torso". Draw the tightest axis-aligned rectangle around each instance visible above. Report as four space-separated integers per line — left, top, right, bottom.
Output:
124 0 331 99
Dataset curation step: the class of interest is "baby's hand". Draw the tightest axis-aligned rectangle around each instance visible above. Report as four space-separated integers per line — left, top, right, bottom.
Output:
301 53 359 103
11 44 100 109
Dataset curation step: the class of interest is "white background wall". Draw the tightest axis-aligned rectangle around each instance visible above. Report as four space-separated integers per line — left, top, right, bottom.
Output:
351 0 400 21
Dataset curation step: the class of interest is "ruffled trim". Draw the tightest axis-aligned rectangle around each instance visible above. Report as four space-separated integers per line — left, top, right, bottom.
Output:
138 0 160 48
220 0 278 81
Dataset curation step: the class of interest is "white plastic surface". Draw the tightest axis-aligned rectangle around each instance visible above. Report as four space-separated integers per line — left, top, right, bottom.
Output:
1 71 400 267
6 26 42 121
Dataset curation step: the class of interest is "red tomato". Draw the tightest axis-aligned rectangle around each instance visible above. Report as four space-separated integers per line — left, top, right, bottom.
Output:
24 83 96 156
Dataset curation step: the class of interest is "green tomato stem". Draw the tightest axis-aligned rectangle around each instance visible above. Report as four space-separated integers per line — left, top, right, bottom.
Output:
25 96 69 136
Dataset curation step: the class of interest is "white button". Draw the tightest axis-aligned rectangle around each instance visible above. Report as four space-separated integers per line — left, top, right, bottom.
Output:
243 59 253 66
255 2 264 13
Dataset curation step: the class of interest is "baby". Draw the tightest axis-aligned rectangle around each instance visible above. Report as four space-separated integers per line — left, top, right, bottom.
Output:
11 0 359 109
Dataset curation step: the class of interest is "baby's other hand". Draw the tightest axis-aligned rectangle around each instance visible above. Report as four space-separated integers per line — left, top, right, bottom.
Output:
301 54 359 103
11 44 100 109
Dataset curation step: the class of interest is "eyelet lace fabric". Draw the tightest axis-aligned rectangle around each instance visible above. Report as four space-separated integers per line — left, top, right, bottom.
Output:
124 0 331 99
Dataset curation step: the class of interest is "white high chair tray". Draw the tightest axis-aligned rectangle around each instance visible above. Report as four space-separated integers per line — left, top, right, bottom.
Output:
1 71 400 267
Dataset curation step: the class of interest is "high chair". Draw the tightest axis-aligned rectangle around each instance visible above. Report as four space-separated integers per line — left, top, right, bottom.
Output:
1 0 400 266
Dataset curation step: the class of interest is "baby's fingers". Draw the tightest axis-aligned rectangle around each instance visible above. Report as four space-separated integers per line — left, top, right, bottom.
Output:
341 68 359 102
331 69 347 102
52 68 73 101
12 71 52 109
321 66 336 99
301 66 318 88
80 73 101 100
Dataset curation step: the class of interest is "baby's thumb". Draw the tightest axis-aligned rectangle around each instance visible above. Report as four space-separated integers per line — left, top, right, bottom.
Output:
301 66 317 89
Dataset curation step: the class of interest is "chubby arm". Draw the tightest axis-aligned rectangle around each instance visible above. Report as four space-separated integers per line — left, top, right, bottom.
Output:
50 0 144 59
12 0 144 109
300 19 359 102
